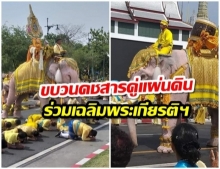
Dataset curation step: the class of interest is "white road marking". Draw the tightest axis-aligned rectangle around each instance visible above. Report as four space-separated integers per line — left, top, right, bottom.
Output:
127 162 176 168
93 149 104 154
137 133 161 136
7 121 109 168
75 158 90 165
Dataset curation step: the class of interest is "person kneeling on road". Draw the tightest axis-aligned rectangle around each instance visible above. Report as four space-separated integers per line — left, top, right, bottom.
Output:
2 138 7 153
2 118 21 131
55 119 97 141
16 124 40 141
2 130 26 149
36 118 57 131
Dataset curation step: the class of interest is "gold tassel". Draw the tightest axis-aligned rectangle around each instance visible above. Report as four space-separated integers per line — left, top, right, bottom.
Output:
162 94 170 105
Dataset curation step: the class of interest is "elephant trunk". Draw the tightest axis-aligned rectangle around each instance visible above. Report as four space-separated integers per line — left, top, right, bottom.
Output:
127 118 138 147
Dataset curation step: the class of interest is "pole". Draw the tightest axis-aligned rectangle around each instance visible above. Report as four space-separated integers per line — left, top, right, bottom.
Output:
92 52 94 81
103 54 105 80
47 18 49 35
45 18 59 36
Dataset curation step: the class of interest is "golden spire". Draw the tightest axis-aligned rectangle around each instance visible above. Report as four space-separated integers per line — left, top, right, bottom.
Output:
197 2 208 20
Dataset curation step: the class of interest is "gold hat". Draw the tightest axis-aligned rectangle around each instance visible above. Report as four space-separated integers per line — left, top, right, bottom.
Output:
160 20 168 26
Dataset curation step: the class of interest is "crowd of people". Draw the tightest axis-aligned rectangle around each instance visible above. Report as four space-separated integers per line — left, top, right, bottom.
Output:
2 114 98 152
111 123 218 168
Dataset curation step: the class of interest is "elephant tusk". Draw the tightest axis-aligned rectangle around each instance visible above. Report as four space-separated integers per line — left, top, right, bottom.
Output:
55 68 63 83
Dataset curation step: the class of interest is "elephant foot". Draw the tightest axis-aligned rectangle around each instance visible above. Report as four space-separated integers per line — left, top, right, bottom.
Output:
207 138 218 147
13 105 23 118
21 105 29 110
86 119 96 124
2 104 11 118
13 110 23 119
157 145 173 153
33 93 39 100
103 97 108 101
158 135 173 153
95 120 100 124
1 111 8 119
157 145 165 153
36 101 41 107
207 126 218 147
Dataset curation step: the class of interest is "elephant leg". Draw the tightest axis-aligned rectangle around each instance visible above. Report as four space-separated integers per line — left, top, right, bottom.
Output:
2 78 16 118
157 118 178 153
207 108 218 147
33 92 39 100
13 94 28 118
127 118 138 147
88 118 96 124
157 93 187 153
39 97 48 109
103 96 108 101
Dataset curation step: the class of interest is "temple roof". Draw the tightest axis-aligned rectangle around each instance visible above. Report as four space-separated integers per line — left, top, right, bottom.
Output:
111 1 128 11
111 1 192 30
111 11 134 22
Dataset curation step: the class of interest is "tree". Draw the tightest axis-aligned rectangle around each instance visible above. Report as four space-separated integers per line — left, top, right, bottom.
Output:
2 24 109 82
87 27 109 80
2 25 31 73
56 24 87 45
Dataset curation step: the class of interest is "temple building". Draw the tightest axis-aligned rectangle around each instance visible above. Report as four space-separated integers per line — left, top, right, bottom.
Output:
189 10 197 26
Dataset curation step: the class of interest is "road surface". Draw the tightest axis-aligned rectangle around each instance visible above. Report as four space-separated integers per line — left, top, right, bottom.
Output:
2 98 109 167
119 123 213 167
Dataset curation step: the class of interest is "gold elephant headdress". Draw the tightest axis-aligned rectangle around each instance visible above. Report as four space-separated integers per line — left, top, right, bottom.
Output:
26 4 43 38
187 19 218 54
26 5 44 70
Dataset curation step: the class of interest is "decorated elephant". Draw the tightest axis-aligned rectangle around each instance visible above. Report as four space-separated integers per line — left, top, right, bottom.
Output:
2 5 85 119
1 45 84 119
2 73 30 114
112 19 218 153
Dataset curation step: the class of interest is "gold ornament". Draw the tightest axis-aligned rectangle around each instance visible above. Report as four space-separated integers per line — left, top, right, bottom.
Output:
26 4 43 38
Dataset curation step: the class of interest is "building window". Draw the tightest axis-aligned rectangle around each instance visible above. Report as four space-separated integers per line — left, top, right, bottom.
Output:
138 21 160 38
182 30 189 41
111 21 115 33
170 29 179 40
118 22 134 35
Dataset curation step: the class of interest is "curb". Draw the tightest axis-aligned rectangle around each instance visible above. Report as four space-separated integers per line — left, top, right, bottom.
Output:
72 142 110 168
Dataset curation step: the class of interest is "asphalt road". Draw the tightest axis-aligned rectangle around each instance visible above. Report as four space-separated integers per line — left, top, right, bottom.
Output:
2 98 109 167
119 123 213 167
23 125 109 167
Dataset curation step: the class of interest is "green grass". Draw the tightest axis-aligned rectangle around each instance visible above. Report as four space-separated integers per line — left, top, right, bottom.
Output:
81 149 109 168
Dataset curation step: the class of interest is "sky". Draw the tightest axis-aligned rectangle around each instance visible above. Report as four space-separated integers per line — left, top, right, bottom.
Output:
1 1 219 41
178 1 219 26
1 1 109 44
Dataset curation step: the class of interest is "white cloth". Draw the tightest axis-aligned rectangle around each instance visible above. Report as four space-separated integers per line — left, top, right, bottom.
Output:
60 131 69 138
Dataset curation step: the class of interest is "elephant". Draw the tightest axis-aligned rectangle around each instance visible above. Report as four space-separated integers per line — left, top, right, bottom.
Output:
2 46 83 119
2 82 9 105
121 48 218 153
